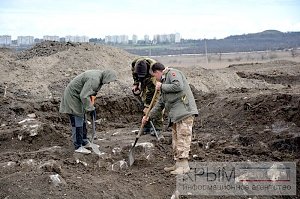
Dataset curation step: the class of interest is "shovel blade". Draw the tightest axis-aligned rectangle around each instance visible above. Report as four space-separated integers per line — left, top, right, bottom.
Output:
90 143 102 156
128 138 139 166
128 148 135 166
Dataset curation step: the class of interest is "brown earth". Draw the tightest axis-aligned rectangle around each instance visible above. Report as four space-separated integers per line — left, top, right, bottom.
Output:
0 41 299 199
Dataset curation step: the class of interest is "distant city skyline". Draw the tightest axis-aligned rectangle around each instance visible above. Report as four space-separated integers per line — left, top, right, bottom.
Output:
0 0 299 39
0 32 181 41
0 32 182 46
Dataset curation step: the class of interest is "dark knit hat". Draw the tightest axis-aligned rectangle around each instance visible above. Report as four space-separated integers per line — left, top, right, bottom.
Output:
135 60 148 78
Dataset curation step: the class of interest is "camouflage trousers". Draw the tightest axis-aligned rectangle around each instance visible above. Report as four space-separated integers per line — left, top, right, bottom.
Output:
172 115 195 160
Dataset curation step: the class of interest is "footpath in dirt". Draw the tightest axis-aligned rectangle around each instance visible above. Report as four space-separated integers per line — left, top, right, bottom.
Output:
0 42 299 199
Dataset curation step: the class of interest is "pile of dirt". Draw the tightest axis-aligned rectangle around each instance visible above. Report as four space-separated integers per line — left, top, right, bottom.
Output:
0 42 299 198
1 41 136 99
15 41 80 60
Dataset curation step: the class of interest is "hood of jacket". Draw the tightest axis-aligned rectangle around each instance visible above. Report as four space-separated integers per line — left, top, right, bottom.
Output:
101 70 117 84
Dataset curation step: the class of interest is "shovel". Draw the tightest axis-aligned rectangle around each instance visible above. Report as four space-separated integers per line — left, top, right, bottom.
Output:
149 120 160 141
128 89 158 166
88 111 102 156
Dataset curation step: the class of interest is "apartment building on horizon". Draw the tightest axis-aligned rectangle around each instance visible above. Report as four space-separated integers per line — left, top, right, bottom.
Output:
65 35 89 43
105 35 129 44
0 35 12 46
17 36 34 46
43 35 60 42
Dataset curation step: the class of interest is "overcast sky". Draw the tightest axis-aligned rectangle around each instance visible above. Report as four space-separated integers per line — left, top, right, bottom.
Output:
0 0 299 40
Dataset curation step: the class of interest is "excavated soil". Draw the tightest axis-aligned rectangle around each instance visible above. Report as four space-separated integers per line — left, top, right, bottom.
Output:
0 42 299 199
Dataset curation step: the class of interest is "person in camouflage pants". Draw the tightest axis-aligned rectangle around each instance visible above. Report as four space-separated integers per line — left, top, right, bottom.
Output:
131 57 163 136
143 62 198 175
172 116 195 161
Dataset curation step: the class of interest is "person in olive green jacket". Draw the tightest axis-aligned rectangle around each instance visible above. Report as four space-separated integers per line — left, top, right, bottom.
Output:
60 70 117 154
142 62 198 174
131 57 163 137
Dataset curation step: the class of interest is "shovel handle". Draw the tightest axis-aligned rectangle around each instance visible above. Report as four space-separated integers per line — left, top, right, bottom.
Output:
136 89 159 139
129 89 159 166
91 112 96 143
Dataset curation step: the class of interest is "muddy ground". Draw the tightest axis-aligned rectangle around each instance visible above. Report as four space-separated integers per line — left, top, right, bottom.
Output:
0 42 299 199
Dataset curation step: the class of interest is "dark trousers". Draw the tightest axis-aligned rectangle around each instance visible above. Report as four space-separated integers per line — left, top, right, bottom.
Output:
69 114 88 149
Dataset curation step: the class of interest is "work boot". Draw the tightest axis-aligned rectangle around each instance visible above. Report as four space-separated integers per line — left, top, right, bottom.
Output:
170 159 190 175
75 146 91 154
164 163 177 172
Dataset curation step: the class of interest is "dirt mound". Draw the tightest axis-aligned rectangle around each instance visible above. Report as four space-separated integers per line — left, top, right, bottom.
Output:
0 43 299 198
15 41 80 60
1 42 136 99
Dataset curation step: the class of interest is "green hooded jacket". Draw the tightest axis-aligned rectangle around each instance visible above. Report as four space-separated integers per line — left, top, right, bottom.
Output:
150 68 198 124
59 70 117 117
